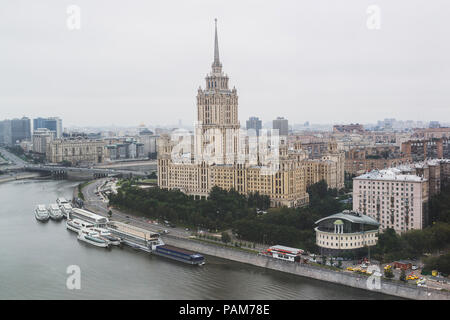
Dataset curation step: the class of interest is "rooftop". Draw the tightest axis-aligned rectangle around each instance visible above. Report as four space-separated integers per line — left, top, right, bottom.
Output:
315 210 380 226
355 168 425 182
355 158 450 181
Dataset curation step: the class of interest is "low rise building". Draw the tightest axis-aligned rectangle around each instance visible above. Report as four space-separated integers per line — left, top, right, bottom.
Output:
345 145 411 175
411 127 450 140
401 137 450 162
333 123 364 134
46 138 107 165
315 210 380 256
107 140 145 161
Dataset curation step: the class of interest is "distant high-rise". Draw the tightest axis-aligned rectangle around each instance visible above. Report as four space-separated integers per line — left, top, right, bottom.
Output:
272 117 289 136
11 117 31 144
0 120 12 145
33 117 63 138
138 128 158 158
429 121 440 129
246 117 262 135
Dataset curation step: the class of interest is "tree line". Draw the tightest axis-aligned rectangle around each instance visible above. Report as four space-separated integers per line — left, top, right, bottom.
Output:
371 184 450 274
108 179 344 252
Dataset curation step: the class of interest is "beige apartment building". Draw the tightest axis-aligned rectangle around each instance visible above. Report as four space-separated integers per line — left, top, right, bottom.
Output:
353 159 450 233
32 128 54 154
157 21 343 207
46 138 107 165
353 169 429 233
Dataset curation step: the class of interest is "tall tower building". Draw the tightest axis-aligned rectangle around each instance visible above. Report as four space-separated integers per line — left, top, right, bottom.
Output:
11 117 31 143
195 19 240 165
246 117 262 136
157 20 343 207
273 117 289 136
34 117 63 138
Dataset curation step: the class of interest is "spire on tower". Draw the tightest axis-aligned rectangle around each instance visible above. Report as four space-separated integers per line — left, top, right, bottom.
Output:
212 18 222 72
214 19 220 64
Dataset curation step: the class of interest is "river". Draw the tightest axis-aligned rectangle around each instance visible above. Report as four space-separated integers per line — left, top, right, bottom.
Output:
0 179 398 299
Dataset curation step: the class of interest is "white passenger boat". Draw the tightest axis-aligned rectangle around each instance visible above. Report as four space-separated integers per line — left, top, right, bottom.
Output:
66 218 94 233
35 205 50 222
69 208 108 227
89 227 121 245
77 228 109 248
47 204 63 220
60 203 73 219
56 197 70 206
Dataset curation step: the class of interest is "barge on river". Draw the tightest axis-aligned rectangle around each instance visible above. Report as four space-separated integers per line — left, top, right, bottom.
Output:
107 221 204 265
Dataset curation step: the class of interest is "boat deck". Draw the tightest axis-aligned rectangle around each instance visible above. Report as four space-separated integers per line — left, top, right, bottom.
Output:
107 221 159 241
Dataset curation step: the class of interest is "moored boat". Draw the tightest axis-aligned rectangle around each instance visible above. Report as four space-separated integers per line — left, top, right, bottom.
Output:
47 204 63 220
89 226 121 245
66 218 94 233
69 208 108 227
56 197 70 206
77 228 109 248
35 205 50 222
151 243 205 265
60 203 73 219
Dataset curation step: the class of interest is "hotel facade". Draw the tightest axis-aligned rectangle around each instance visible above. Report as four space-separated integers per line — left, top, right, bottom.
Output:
157 21 344 207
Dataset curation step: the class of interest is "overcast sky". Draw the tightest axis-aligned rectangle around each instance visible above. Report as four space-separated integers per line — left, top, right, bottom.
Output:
1 0 449 127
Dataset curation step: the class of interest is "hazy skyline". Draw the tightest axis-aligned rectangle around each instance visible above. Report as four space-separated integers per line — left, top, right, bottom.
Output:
1 0 449 127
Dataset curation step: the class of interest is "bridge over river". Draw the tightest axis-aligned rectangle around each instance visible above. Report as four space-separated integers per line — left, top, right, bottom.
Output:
1 147 151 180
23 164 148 179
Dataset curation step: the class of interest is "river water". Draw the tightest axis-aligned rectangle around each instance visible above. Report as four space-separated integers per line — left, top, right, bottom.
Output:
0 179 397 300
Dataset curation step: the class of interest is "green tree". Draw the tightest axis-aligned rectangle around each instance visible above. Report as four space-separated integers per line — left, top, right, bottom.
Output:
400 269 406 282
423 253 450 276
384 268 394 279
221 232 231 243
